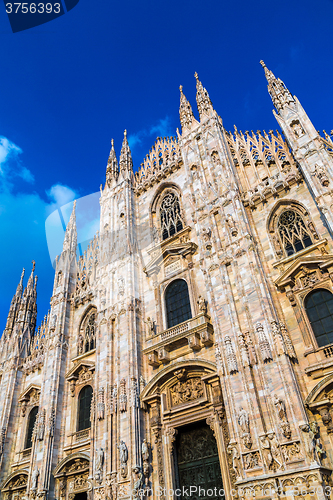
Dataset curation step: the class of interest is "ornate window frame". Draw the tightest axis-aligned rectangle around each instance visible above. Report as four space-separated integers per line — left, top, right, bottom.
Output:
150 183 186 244
77 307 97 357
274 253 333 357
267 200 319 259
160 275 196 332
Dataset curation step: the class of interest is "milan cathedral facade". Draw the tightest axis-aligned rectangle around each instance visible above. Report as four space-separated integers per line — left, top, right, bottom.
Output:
1 63 333 500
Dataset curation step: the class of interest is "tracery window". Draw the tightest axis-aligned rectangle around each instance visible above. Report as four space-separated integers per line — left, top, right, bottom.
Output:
78 385 93 431
277 209 312 257
79 312 96 355
160 192 184 241
25 406 38 449
305 289 333 348
165 279 192 329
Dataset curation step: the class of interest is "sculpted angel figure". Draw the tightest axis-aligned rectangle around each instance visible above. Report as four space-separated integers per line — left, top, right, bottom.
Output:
144 317 155 335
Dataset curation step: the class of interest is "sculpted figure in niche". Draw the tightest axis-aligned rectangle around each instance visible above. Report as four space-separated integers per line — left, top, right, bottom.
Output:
274 394 287 421
238 407 252 449
309 422 324 464
118 440 128 466
78 333 84 355
197 295 207 314
142 439 149 462
144 317 155 336
227 445 242 480
31 468 39 490
292 121 304 138
96 447 104 471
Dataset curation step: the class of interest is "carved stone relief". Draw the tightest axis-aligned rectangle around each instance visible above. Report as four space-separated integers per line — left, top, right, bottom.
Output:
169 377 204 406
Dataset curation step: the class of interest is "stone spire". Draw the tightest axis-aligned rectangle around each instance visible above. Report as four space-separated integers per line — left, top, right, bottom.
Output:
119 130 133 172
62 200 77 254
260 60 295 113
106 138 118 186
26 261 35 292
15 268 25 298
179 85 195 130
194 72 213 119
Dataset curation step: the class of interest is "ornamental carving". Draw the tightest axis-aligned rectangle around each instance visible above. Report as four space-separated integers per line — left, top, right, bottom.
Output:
68 473 89 492
256 322 272 362
242 451 262 470
78 367 92 384
280 441 303 462
260 435 282 471
169 377 204 406
227 445 242 480
225 335 238 374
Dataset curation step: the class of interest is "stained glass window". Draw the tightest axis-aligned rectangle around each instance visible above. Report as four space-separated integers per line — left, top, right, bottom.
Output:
85 313 96 353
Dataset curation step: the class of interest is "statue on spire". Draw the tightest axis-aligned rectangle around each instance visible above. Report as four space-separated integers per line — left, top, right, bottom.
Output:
194 72 213 119
179 85 195 131
260 60 295 113
106 138 118 186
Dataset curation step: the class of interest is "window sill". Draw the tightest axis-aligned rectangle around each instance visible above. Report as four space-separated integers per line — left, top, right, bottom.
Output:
71 349 96 364
272 239 328 269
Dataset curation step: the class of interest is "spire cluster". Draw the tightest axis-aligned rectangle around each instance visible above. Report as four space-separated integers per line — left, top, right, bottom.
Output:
3 261 38 339
104 130 133 188
260 60 295 113
178 73 215 133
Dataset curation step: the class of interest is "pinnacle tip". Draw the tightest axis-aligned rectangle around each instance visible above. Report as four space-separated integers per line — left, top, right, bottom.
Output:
194 72 198 79
260 60 266 68
179 85 183 91
124 129 127 136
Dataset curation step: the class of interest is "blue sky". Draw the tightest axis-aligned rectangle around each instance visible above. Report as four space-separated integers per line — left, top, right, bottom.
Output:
1 0 333 331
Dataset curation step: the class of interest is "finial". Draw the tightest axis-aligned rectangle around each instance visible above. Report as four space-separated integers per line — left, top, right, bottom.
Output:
32 260 36 272
194 72 199 80
124 129 127 138
111 138 114 147
179 85 183 92
260 60 266 68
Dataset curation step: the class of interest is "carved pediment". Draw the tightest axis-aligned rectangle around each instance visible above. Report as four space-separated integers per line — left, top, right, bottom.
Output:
65 361 95 382
18 384 41 404
274 255 333 289
144 241 197 277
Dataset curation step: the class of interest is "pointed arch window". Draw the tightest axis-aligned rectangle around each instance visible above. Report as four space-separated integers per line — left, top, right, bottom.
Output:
78 385 93 431
79 311 96 355
25 406 38 449
277 209 312 257
305 289 333 348
165 279 192 329
160 192 184 241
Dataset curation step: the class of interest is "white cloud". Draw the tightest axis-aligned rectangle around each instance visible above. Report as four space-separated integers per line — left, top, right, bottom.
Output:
46 183 78 208
0 136 34 186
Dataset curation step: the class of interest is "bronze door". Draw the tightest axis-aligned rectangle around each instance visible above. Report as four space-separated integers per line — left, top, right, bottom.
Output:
175 421 224 499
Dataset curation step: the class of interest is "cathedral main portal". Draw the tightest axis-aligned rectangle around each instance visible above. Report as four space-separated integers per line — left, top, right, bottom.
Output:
175 421 224 500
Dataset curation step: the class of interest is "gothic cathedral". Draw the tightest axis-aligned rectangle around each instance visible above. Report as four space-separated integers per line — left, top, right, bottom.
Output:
1 63 333 500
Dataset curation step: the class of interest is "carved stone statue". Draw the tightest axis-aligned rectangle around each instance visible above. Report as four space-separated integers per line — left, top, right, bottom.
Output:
197 295 207 313
226 214 238 236
238 407 252 449
132 467 143 499
144 317 155 335
78 333 84 355
31 467 39 490
141 439 149 462
273 394 286 421
267 433 283 470
260 436 273 470
227 445 242 480
309 422 324 464
96 447 104 471
118 439 128 473
50 314 57 331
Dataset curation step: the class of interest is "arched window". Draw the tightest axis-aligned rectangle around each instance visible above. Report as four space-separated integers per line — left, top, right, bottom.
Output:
78 312 96 355
165 279 192 329
305 289 333 348
277 209 312 257
78 385 93 431
160 192 184 240
25 406 39 449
